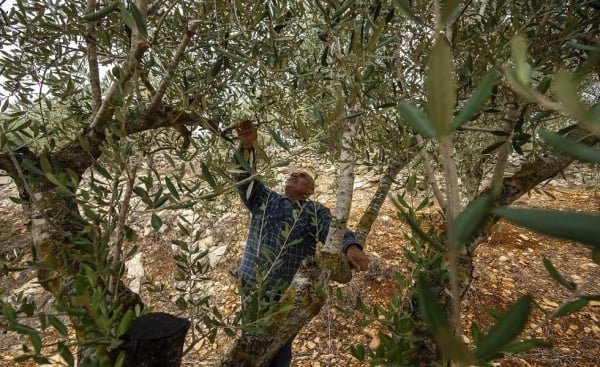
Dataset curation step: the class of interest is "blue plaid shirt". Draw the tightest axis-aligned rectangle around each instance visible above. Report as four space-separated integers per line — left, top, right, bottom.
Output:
235 148 361 291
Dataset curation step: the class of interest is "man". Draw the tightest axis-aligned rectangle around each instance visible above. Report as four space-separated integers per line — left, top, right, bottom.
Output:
234 119 369 367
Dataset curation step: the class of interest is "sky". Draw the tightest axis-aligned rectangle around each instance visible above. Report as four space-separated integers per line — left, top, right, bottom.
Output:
0 0 16 98
0 0 14 12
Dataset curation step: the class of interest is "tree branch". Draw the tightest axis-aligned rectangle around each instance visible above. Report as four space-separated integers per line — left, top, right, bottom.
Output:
489 103 518 195
438 132 463 337
462 123 600 287
322 113 361 254
87 0 149 135
84 0 102 112
148 23 199 112
109 163 138 304
355 141 420 244
50 107 216 176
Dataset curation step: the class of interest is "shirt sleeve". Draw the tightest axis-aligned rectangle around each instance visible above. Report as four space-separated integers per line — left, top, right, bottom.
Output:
234 147 271 211
315 203 362 253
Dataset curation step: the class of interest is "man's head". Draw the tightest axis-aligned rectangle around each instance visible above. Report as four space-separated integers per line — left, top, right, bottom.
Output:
284 171 315 202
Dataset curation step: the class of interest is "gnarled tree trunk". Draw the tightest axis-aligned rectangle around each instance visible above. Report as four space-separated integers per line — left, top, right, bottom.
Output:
2 146 143 363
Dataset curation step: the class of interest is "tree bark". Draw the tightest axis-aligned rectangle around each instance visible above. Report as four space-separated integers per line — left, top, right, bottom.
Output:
322 115 361 254
323 114 361 283
461 125 599 296
355 142 420 244
219 258 328 367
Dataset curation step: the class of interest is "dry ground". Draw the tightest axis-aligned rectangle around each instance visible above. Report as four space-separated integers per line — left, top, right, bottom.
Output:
1 173 599 366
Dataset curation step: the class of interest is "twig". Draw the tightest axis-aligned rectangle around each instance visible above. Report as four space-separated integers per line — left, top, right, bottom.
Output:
518 267 600 342
490 104 518 196
108 162 139 302
417 135 447 211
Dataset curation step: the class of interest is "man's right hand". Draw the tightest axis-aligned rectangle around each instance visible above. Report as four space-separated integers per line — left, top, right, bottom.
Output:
236 119 257 149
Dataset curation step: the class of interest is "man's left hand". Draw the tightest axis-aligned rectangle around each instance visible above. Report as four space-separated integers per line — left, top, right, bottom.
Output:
347 245 369 271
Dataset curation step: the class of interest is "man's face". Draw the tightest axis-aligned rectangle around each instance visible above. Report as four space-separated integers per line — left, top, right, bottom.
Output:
285 171 314 199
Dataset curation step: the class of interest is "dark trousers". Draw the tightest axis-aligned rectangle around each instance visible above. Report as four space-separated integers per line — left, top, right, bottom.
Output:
269 334 296 367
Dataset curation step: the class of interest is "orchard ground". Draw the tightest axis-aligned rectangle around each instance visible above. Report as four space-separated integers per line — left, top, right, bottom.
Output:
0 162 599 367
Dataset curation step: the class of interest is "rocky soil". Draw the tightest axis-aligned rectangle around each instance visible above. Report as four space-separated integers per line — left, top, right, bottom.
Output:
1 162 599 367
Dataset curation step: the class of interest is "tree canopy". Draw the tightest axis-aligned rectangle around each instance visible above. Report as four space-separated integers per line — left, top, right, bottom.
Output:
1 0 599 366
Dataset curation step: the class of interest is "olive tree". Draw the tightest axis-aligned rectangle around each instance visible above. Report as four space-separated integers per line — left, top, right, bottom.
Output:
1 0 599 366
0 0 333 364
0 0 404 364
349 1 600 366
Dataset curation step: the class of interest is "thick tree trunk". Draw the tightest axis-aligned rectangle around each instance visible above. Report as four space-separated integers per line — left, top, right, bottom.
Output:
219 258 328 367
1 147 142 364
4 148 87 300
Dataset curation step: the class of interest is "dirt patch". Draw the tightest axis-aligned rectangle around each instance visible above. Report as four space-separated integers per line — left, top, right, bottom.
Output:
1 176 599 366
462 188 600 367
